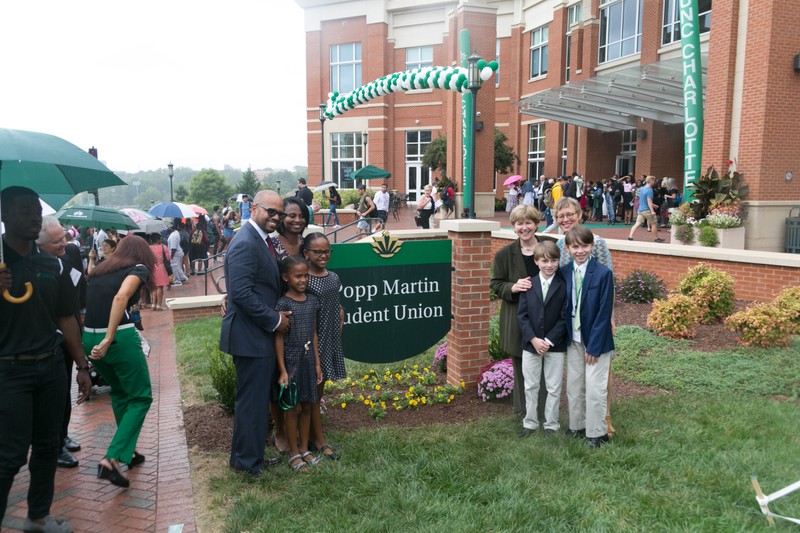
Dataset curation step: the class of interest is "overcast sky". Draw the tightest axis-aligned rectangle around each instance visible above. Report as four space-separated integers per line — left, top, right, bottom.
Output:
0 1 308 173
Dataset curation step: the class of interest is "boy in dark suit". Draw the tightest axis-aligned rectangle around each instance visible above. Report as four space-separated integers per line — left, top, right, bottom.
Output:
516 241 568 436
562 226 615 448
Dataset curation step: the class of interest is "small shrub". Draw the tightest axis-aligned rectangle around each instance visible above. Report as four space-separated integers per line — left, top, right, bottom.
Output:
674 224 695 244
697 225 719 247
725 303 794 348
477 358 514 401
677 263 736 324
488 311 507 361
646 294 702 339
495 197 507 212
208 342 237 412
773 286 800 332
616 269 667 303
433 342 447 372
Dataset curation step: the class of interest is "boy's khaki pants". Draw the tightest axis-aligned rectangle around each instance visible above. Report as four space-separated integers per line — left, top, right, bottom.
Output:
566 341 611 439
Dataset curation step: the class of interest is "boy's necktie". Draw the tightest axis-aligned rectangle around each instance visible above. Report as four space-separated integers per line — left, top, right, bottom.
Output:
573 266 583 332
542 280 549 301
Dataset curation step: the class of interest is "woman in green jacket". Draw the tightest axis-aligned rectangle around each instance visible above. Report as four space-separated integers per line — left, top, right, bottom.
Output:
490 205 553 421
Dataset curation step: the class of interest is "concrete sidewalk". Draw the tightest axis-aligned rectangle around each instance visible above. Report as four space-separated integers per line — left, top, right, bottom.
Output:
3 276 208 533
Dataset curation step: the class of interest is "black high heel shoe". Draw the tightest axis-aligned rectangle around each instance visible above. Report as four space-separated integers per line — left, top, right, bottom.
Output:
125 451 145 469
97 460 130 488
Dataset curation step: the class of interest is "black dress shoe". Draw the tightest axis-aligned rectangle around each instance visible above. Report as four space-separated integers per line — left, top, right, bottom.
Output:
97 462 130 488
517 428 537 437
264 456 281 467
63 436 81 452
585 435 610 449
125 451 145 469
57 448 79 468
565 428 586 439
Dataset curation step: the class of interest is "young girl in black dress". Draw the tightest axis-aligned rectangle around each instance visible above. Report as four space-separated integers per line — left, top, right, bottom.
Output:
275 255 322 471
303 233 345 460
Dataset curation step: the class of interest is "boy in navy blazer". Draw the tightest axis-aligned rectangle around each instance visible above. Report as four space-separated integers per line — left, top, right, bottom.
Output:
517 241 568 436
561 226 615 448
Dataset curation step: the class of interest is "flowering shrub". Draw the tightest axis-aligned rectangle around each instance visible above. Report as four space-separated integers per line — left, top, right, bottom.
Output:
325 364 464 420
669 209 688 226
773 286 800 333
677 263 735 324
616 269 667 303
646 294 701 339
708 201 742 218
674 224 695 244
704 213 741 229
433 342 448 372
477 358 514 401
725 303 794 348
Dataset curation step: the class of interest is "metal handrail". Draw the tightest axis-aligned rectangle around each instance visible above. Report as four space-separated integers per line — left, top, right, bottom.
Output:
320 217 382 243
201 251 227 295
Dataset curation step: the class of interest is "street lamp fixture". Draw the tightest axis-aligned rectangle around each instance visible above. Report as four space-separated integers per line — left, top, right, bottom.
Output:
276 179 281 196
168 162 174 203
362 132 368 166
467 51 482 219
319 103 327 183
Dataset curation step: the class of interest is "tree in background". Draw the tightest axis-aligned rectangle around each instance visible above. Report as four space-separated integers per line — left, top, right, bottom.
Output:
494 129 520 175
421 130 520 180
237 167 261 198
264 169 294 193
422 135 447 178
188 169 233 208
175 185 189 202
134 187 164 209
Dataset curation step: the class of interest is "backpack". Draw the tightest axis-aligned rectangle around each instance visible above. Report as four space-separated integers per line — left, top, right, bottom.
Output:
543 188 554 208
191 229 203 245
440 187 450 202
674 192 682 206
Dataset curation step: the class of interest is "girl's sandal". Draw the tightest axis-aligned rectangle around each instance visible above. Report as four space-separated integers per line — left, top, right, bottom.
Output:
288 454 308 471
301 451 321 466
318 444 341 461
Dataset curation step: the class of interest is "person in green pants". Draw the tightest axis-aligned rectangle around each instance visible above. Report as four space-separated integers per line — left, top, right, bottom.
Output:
83 235 155 488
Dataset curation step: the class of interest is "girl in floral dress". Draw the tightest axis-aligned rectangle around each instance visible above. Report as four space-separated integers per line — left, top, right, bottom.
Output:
506 184 519 212
303 233 344 460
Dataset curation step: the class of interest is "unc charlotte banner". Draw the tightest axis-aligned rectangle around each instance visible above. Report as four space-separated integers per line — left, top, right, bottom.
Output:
327 238 452 363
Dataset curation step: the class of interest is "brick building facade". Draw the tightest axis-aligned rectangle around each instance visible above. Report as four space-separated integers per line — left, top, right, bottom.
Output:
297 0 800 251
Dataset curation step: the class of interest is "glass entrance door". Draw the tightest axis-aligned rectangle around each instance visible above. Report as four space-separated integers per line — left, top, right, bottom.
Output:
406 164 430 202
616 155 636 177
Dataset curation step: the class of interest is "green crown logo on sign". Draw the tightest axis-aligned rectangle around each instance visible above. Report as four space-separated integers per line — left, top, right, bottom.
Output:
370 231 403 258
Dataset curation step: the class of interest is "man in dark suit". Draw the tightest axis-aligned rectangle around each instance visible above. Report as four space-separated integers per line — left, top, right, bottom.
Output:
220 190 291 475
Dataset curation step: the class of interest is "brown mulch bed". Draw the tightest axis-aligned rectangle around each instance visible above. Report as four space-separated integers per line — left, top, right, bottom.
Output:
184 299 749 452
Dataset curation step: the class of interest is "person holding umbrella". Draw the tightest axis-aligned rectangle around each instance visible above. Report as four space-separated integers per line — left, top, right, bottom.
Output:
504 175 523 213
1 186 92 533
322 185 341 228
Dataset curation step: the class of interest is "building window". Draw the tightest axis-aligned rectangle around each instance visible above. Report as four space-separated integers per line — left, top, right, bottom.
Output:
599 0 643 63
330 42 362 94
565 4 581 82
561 126 569 177
662 0 712 45
331 132 364 189
529 26 549 79
406 46 433 70
495 39 501 86
621 129 637 153
406 130 432 162
527 124 545 180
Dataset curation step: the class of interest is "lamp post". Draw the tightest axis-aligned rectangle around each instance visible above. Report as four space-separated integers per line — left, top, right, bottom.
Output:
362 132 368 166
168 162 174 202
276 179 281 196
467 51 481 219
319 104 327 183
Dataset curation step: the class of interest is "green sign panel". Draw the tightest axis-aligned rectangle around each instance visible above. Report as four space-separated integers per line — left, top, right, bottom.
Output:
680 0 704 201
327 236 452 363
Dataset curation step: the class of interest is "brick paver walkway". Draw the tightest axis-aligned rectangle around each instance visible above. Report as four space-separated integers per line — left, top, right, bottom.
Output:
3 275 208 533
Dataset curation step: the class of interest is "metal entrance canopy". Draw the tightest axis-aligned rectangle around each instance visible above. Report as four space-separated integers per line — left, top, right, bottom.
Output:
516 56 707 132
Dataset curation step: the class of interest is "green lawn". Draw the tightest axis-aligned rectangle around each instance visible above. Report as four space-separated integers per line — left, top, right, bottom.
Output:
176 318 800 532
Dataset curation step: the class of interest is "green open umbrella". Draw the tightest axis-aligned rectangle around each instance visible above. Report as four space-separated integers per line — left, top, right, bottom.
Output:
57 204 140 230
0 128 126 303
351 164 391 180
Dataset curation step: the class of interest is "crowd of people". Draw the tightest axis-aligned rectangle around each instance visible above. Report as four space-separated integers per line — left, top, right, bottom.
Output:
507 173 681 239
